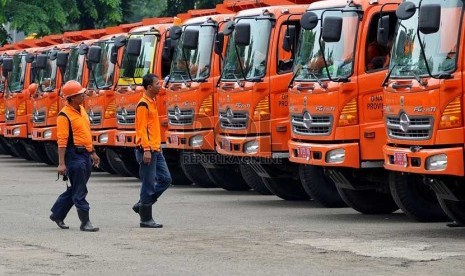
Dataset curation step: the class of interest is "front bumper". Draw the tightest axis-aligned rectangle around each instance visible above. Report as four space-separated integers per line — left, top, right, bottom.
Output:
32 126 57 141
92 129 116 146
215 134 272 158
4 124 28 139
165 129 215 151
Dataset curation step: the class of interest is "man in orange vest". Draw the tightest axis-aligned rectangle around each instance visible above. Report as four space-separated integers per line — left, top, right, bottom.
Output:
133 73 172 228
49 80 100 232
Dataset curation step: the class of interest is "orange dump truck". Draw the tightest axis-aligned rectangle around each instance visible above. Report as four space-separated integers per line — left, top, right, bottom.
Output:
216 4 314 198
287 0 409 214
382 0 464 223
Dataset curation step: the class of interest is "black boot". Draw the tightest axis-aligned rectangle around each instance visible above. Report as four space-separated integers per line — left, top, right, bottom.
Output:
77 209 99 232
132 202 140 214
139 204 163 228
49 214 69 229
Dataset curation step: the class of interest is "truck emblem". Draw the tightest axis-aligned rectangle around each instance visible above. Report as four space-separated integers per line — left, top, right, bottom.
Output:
303 96 307 107
302 112 313 129
399 112 410 133
226 108 234 124
120 107 128 122
400 96 404 107
33 109 39 122
89 109 94 122
174 106 182 121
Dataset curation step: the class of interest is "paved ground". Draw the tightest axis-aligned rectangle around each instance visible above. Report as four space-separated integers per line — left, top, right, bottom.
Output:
0 154 465 275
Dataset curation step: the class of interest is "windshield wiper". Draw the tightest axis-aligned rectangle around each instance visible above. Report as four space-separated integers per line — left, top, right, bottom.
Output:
181 51 193 82
382 64 397 87
169 71 190 87
288 67 301 88
399 67 427 86
309 71 327 89
233 45 248 82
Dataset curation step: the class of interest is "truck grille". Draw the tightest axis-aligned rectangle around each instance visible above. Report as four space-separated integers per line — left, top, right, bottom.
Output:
291 113 332 136
116 108 135 125
219 109 248 129
386 114 433 140
5 109 15 122
88 110 102 125
32 110 46 124
168 108 194 125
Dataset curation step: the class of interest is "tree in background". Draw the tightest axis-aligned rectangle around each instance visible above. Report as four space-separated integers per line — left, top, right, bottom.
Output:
163 0 223 16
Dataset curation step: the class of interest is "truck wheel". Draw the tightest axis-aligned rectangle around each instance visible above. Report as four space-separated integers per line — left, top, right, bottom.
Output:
205 165 250 191
168 160 193 185
437 197 465 225
32 142 54 165
0 137 14 156
239 163 273 195
179 152 214 187
96 149 117 174
389 172 448 222
299 165 346 207
262 177 310 200
336 185 398 214
44 143 59 165
121 152 141 179
106 148 135 177
13 140 32 160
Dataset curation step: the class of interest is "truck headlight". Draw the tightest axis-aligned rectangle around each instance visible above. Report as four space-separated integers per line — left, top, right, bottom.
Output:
13 128 20 136
98 133 109 144
426 154 447 171
326 149 345 163
43 130 52 139
244 140 259 154
190 135 203 147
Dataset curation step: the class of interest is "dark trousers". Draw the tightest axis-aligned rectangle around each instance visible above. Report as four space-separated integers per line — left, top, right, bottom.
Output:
135 149 172 204
51 148 92 220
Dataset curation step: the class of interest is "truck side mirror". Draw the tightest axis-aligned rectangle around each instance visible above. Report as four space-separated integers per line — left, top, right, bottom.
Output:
109 46 118 64
57 52 69 68
301 11 319 30
25 53 35 63
235 23 250 46
419 4 441 34
182 29 199 50
283 25 296 52
170 26 183 40
223 21 235 36
127 38 142 56
36 54 48 70
396 1 416 20
162 38 172 62
114 35 127 49
377 15 391 46
322 16 342 43
88 46 102 64
2 58 13 78
214 32 225 55
49 50 58 61
78 43 89 55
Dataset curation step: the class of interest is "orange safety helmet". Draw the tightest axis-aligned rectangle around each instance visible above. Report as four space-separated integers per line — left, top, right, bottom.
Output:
62 80 86 99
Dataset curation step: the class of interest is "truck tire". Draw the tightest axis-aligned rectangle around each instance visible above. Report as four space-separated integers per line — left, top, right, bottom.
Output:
96 148 117 174
44 143 59 165
179 152 214 187
0 137 14 156
121 152 141 179
299 165 346 207
239 163 273 195
205 165 250 191
336 185 398 214
106 148 135 177
31 142 54 165
12 140 32 160
262 177 310 201
389 172 448 222
437 197 465 225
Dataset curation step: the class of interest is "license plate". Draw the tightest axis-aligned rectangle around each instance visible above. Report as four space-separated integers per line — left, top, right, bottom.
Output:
298 147 310 159
394 152 407 166
170 135 179 145
222 139 231 151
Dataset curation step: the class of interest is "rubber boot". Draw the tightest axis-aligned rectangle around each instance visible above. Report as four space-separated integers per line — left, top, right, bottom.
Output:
49 214 69 229
139 204 163 228
77 209 99 232
132 202 140 214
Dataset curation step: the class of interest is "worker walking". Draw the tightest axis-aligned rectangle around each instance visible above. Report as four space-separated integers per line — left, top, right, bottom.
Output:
133 73 172 228
49 80 100 232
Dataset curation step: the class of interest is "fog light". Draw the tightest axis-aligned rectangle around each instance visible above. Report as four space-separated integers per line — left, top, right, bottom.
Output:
426 154 447 171
244 140 259 154
44 130 52 139
190 135 203 147
326 149 345 163
13 128 20 136
98 133 109 144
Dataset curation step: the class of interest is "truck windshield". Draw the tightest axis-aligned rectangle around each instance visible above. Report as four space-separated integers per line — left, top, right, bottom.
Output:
391 0 464 78
88 41 115 89
34 56 57 92
293 9 359 81
222 18 272 81
118 34 157 85
9 54 27 92
170 24 215 82
64 47 85 83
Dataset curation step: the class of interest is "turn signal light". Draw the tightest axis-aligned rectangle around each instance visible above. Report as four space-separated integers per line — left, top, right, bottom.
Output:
253 96 270 121
0 102 5 115
17 101 26 116
105 100 116 119
439 96 462 129
48 102 58 117
199 94 213 117
338 98 358 126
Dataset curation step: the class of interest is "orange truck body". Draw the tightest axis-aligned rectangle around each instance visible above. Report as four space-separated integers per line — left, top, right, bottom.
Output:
288 0 399 169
